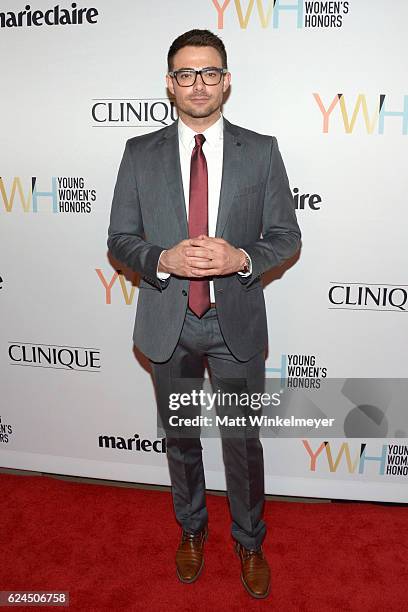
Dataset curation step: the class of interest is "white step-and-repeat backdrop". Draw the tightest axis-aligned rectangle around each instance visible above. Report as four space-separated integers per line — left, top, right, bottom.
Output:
1 0 407 502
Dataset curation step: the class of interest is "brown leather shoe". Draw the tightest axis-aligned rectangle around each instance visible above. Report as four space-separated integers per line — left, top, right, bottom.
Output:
235 542 271 599
175 526 208 583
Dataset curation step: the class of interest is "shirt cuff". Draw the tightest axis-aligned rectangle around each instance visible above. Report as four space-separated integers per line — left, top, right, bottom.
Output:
237 248 252 277
157 250 170 281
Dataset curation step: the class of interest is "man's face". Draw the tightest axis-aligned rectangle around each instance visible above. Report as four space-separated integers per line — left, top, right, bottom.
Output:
166 45 231 122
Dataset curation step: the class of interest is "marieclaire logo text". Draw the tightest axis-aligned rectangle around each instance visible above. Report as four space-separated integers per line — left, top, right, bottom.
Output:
0 4 99 28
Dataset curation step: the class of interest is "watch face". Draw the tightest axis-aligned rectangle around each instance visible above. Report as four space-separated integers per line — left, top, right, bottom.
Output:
243 255 250 273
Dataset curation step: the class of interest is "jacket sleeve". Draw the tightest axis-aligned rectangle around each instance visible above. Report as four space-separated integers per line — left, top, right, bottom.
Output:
238 136 301 287
107 140 169 291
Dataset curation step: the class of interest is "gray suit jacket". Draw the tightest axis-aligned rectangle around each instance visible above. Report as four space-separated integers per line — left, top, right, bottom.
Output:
107 118 301 362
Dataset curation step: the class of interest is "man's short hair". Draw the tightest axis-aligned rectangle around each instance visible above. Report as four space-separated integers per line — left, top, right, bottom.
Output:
167 29 228 71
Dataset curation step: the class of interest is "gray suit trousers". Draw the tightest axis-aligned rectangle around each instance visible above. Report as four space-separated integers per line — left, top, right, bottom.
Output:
150 306 266 550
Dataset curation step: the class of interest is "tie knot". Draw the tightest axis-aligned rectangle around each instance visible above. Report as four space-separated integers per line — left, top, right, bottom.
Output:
194 133 205 148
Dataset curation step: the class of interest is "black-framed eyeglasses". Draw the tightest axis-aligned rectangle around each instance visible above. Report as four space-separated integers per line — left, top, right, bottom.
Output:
168 67 228 87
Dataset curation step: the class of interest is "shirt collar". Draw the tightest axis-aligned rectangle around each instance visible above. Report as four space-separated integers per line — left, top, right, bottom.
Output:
178 114 223 150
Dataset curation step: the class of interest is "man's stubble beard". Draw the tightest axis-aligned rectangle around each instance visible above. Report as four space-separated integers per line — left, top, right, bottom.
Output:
178 96 222 120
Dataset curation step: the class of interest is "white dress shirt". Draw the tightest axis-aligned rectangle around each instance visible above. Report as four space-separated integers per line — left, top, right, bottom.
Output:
157 114 251 302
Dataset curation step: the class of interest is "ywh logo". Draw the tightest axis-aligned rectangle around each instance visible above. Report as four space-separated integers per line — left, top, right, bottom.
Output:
303 440 408 477
212 0 350 29
314 93 408 135
0 176 96 213
0 415 13 444
266 353 328 389
97 269 137 305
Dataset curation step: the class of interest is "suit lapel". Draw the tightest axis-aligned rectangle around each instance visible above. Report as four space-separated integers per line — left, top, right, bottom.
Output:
159 120 188 238
216 119 242 237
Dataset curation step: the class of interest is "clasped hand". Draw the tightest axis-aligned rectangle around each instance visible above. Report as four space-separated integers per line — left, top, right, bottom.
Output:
159 235 245 278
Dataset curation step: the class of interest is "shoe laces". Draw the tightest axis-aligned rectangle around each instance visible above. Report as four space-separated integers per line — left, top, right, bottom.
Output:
182 530 203 544
240 544 264 560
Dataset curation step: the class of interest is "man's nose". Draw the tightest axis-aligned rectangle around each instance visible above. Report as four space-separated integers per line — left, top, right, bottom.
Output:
193 73 206 90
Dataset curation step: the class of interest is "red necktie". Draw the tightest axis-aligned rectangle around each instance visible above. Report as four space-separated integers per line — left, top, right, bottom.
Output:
188 134 210 317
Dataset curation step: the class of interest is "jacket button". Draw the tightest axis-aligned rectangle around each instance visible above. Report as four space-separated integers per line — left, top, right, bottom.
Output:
182 290 187 296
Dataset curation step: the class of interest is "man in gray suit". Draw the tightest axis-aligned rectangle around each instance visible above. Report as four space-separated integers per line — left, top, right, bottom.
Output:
108 29 301 599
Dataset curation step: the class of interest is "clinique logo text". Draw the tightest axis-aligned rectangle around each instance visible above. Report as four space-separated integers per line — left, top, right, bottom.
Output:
8 342 101 371
328 283 408 312
92 99 178 127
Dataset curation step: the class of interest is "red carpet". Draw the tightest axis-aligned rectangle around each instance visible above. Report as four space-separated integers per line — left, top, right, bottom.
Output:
1 472 407 611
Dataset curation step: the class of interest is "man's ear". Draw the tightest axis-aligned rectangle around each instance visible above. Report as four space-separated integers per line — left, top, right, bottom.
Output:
223 72 231 94
166 73 175 96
